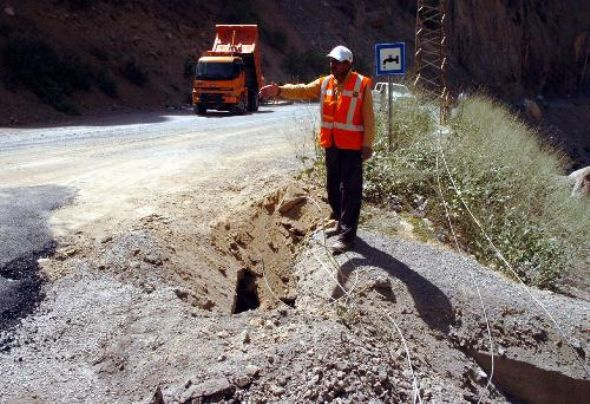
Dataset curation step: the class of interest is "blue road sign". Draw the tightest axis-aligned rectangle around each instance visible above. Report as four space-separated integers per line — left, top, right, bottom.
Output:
375 42 406 76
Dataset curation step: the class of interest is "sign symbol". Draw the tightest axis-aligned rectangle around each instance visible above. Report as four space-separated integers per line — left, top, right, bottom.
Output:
374 42 406 76
383 55 400 67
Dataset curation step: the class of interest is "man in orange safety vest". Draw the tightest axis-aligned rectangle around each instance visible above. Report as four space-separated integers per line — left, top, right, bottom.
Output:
259 45 376 254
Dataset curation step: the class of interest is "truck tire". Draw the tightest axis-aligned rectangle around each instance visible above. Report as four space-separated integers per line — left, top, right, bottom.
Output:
247 90 259 112
232 94 247 115
194 104 207 115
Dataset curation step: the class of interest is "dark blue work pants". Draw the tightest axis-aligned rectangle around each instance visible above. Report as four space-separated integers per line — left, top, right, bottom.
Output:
325 147 363 242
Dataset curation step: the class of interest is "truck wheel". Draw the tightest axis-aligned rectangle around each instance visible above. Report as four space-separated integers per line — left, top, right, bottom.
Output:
247 90 259 112
233 95 247 115
194 104 207 115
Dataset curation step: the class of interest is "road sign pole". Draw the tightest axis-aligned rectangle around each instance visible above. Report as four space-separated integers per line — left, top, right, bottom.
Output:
375 42 406 152
388 76 393 151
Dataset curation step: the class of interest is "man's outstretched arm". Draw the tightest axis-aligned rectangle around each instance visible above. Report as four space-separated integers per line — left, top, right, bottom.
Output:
259 79 322 101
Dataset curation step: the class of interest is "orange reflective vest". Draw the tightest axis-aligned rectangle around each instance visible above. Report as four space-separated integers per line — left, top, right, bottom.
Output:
319 72 371 150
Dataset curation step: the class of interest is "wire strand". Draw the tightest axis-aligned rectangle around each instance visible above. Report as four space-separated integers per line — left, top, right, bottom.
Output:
435 136 495 402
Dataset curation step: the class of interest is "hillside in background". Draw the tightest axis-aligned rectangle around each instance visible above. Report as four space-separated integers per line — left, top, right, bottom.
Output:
0 0 589 133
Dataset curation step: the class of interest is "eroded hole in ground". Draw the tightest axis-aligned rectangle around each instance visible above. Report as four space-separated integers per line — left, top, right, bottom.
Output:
471 351 590 404
234 268 260 314
212 183 328 313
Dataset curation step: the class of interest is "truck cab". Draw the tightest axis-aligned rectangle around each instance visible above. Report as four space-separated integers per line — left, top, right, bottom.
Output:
193 56 250 114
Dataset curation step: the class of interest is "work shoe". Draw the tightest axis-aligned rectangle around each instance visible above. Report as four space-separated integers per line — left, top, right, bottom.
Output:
331 238 353 255
324 223 341 238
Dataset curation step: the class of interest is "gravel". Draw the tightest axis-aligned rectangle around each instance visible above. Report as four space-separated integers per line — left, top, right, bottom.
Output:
0 225 588 403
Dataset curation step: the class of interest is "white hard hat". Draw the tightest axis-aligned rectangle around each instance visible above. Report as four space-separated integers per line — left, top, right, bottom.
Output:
327 45 353 63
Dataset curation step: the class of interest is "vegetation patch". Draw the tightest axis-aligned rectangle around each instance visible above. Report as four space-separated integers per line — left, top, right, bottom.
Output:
95 70 118 98
88 46 109 62
183 56 196 79
121 60 149 87
0 23 12 37
2 38 81 113
281 49 327 82
220 0 259 24
407 215 435 243
262 27 287 51
363 95 589 288
1 36 119 112
66 0 98 9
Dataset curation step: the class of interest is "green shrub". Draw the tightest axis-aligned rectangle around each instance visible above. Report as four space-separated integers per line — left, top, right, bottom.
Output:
121 60 149 86
58 53 94 93
2 38 58 86
96 69 117 97
34 77 78 114
0 23 12 37
354 56 371 77
220 0 259 24
364 95 589 289
1 37 92 113
183 56 196 78
67 0 98 9
1 36 123 111
281 48 328 82
88 46 109 62
262 27 287 51
335 0 356 22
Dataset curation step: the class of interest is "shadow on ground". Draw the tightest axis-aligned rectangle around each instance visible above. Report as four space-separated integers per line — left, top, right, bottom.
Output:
0 185 75 333
3 106 277 129
2 109 189 130
332 237 455 334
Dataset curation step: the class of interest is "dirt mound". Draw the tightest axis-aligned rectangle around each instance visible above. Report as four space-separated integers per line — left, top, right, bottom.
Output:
37 180 329 317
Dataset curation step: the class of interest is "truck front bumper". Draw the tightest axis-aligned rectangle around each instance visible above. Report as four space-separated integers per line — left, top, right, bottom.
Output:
194 92 239 109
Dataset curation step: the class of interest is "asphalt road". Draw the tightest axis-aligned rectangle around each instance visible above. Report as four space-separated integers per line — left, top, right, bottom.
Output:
0 103 317 328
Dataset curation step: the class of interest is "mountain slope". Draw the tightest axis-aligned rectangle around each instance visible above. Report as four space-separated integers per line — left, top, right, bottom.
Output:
0 0 588 126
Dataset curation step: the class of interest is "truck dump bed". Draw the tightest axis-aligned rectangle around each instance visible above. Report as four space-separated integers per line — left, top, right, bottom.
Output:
210 24 257 54
205 24 263 91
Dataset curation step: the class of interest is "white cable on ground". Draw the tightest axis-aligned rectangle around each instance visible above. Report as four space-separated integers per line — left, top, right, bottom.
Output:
435 128 589 377
310 247 348 297
384 311 424 404
434 141 495 403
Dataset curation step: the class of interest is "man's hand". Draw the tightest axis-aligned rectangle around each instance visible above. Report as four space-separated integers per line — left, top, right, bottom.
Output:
259 83 280 100
361 146 373 161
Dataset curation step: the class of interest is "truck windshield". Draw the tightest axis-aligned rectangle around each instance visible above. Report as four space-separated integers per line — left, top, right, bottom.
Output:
196 61 241 80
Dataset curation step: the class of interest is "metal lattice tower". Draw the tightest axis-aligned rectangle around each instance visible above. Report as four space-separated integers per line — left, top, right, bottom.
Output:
414 0 449 124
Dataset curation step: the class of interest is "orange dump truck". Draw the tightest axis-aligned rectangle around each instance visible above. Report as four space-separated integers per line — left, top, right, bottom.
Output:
192 24 264 115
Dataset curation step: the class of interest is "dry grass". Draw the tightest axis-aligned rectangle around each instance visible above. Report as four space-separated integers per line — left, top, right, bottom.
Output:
364 95 589 288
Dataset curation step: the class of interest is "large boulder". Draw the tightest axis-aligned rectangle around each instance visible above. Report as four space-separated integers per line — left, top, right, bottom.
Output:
523 98 543 121
568 166 590 197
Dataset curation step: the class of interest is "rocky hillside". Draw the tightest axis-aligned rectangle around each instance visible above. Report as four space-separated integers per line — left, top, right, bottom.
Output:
0 0 588 125
447 0 590 99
